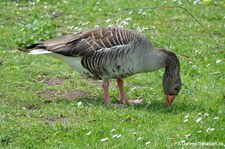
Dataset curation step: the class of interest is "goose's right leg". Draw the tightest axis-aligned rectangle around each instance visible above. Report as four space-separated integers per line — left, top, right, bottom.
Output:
102 80 110 104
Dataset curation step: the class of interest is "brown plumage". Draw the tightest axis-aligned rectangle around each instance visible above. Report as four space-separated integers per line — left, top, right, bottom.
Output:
33 28 145 57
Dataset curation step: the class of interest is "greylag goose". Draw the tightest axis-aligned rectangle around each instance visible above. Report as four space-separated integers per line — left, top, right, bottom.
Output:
28 27 181 107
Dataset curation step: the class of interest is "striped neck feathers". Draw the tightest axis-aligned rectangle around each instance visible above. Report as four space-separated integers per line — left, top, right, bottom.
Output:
161 49 181 96
162 49 180 77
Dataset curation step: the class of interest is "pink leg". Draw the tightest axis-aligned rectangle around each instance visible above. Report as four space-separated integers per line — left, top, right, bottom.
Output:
117 78 142 104
117 78 126 103
102 80 110 104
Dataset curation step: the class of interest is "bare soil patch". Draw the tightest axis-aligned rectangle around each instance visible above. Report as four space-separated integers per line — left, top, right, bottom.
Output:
40 78 65 86
38 90 91 103
24 104 40 110
63 90 91 100
44 115 68 124
38 90 56 100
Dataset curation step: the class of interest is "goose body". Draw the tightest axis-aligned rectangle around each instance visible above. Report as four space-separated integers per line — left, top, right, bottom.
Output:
28 27 181 106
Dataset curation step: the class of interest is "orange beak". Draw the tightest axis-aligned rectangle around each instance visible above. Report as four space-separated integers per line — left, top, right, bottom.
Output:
165 95 176 107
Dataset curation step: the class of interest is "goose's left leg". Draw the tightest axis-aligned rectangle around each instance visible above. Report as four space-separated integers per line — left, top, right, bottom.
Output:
117 78 142 104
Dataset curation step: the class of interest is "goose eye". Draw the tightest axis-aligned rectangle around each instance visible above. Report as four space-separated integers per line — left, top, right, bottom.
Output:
174 87 178 91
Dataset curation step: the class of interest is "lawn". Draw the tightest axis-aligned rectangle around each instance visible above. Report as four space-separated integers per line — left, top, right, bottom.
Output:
0 0 225 148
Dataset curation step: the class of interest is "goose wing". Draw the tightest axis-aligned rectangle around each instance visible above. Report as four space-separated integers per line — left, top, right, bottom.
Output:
33 27 143 57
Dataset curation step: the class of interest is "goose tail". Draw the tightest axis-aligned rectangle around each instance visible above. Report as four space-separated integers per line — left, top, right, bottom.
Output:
28 49 52 55
26 43 52 55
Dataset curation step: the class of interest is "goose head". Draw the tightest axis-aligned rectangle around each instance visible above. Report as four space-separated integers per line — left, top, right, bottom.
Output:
163 72 181 107
161 49 182 107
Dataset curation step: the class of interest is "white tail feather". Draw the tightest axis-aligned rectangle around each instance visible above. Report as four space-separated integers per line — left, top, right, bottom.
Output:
29 49 52 55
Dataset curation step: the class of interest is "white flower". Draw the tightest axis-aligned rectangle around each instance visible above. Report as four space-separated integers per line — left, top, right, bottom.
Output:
128 11 133 15
82 21 89 26
145 141 151 145
184 119 188 123
213 117 219 120
106 19 111 23
113 134 122 138
117 24 124 28
133 132 137 135
28 1 36 6
117 134 121 138
150 26 156 30
116 18 122 23
216 60 222 64
185 133 191 138
77 101 83 107
120 20 128 25
181 140 185 144
142 27 149 31
136 26 148 32
184 115 189 119
125 18 131 21
197 130 202 133
131 87 137 91
204 113 209 117
142 12 147 16
68 26 74 30
178 1 182 5
192 65 197 68
195 50 199 54
111 129 115 132
68 26 80 31
112 135 117 138
193 0 201 5
101 137 109 142
87 131 92 136
138 137 142 141
196 118 202 123
107 24 114 27
138 9 143 14
210 128 215 131
206 127 215 132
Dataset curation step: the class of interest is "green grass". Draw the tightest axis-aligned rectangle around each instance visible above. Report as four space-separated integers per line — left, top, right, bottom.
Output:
0 0 225 148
